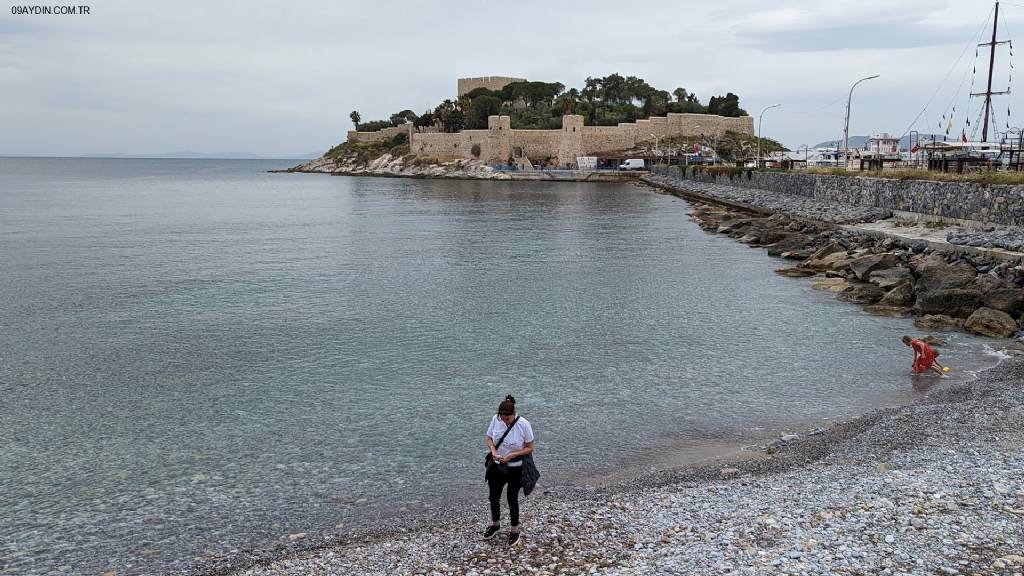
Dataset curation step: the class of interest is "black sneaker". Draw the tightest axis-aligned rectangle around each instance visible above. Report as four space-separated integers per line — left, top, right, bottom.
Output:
482 525 500 540
508 531 522 547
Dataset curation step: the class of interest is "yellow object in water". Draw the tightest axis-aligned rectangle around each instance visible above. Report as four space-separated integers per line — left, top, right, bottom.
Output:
943 366 951 372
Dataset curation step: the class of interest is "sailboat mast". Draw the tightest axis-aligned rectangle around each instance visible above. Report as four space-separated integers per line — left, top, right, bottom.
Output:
982 0 1000 142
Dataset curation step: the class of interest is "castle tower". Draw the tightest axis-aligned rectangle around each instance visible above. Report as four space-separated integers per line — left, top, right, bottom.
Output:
557 115 585 168
485 115 512 164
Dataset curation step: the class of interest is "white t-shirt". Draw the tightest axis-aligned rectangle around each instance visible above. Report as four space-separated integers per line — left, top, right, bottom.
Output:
486 415 534 467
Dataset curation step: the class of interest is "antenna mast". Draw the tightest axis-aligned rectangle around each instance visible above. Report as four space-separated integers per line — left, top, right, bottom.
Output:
973 0 1011 142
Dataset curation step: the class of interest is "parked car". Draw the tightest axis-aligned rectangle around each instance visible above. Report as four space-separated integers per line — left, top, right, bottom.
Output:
618 158 646 171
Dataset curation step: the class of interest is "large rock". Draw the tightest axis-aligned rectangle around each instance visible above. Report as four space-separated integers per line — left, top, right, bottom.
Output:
879 283 916 307
914 314 965 330
914 288 982 318
808 241 845 260
811 278 849 292
716 218 754 234
868 267 913 289
863 305 912 317
836 282 885 304
964 307 1019 338
775 267 817 278
806 251 853 271
849 253 899 281
752 227 790 246
969 274 1006 294
913 255 977 292
766 234 812 257
985 288 1024 316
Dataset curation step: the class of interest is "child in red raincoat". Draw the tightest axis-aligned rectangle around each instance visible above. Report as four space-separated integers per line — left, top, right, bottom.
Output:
902 335 945 375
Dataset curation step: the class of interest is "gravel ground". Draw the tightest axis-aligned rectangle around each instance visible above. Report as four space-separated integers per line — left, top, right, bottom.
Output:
223 358 1024 576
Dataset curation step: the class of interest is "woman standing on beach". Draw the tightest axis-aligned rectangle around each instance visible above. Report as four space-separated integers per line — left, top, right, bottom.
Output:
483 395 534 547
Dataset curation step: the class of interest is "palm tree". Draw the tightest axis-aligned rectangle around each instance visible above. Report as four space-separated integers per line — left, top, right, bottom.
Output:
349 111 361 130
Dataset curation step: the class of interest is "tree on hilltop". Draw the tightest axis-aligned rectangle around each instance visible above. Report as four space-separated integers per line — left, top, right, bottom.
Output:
349 111 361 129
389 110 419 126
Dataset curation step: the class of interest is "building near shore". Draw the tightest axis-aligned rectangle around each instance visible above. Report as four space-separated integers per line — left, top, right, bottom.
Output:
347 76 755 168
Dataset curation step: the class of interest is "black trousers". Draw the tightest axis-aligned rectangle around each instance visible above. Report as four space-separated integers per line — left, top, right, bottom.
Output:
487 465 523 526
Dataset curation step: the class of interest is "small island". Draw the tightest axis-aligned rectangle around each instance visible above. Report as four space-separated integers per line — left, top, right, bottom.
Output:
289 74 785 179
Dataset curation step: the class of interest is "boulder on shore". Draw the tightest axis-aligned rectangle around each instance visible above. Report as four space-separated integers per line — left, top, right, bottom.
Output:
878 283 916 307
914 288 982 318
912 255 977 292
766 233 812 257
849 253 899 281
985 288 1024 316
863 305 913 317
775 267 817 278
964 307 1019 338
806 251 853 271
921 335 947 346
868 267 913 289
914 314 965 330
812 277 849 292
836 282 885 304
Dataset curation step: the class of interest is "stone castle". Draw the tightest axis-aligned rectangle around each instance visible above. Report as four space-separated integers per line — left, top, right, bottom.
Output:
347 77 755 168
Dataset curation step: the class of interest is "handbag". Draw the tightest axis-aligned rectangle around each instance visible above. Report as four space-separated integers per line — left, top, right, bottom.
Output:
484 416 520 480
520 453 541 496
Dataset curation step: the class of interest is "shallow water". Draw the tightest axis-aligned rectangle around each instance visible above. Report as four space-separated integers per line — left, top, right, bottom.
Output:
0 158 1003 574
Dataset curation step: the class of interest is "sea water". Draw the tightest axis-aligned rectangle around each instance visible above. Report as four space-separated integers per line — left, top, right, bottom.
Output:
0 158 1003 574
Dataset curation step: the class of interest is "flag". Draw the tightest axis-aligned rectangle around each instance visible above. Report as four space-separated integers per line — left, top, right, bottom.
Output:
961 129 968 144
911 144 920 153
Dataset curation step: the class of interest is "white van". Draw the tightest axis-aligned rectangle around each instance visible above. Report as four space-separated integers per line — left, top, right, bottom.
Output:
619 158 645 171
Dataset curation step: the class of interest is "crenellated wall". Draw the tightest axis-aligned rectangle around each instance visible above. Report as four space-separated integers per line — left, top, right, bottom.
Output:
457 76 527 97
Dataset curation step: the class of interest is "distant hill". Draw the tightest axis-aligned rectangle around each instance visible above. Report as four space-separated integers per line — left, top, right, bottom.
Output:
813 134 945 149
80 151 323 160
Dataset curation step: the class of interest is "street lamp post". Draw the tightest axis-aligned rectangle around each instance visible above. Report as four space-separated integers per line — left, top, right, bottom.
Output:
757 104 781 168
843 75 880 164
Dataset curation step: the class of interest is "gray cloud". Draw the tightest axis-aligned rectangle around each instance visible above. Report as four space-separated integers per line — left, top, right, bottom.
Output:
0 0 1018 156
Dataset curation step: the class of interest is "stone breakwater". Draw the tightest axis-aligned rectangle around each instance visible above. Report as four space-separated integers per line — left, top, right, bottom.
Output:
643 173 1024 339
659 166 1024 227
207 359 1024 576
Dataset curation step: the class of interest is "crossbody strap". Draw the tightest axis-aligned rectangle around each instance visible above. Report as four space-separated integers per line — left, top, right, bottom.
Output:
493 416 521 450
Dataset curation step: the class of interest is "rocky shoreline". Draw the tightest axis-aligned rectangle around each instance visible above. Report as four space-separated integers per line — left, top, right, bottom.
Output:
286 154 509 180
642 173 1024 341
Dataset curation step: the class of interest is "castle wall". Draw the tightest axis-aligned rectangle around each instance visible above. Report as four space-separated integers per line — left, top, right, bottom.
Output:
581 125 636 153
407 112 756 167
457 76 527 97
511 130 561 162
410 131 485 160
346 124 409 144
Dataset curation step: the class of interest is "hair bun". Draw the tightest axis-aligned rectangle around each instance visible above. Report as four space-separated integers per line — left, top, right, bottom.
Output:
505 394 516 404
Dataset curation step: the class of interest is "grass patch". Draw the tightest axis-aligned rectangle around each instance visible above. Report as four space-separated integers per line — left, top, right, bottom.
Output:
804 167 1024 185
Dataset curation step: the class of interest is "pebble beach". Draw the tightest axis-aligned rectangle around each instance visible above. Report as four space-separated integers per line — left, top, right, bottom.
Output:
213 357 1024 576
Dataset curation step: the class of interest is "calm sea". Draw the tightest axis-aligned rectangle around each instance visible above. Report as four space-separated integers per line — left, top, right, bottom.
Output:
0 158 1002 574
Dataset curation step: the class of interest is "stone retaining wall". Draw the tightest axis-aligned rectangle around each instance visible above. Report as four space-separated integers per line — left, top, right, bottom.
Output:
650 166 1024 227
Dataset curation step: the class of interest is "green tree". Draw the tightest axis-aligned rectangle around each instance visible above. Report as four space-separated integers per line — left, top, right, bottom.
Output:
349 110 361 129
389 109 418 126
707 93 746 117
413 109 435 128
465 95 503 129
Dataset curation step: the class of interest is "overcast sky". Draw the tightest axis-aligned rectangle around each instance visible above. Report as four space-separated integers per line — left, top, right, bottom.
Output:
1 0 1020 156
